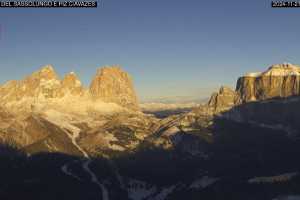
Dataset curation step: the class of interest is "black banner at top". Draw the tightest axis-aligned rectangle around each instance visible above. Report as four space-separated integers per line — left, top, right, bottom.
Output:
0 1 98 8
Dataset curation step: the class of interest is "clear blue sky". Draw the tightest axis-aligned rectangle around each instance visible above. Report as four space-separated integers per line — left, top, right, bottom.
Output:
1 0 300 101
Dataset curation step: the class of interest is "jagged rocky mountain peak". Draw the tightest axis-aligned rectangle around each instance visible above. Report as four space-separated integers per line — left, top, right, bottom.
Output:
97 65 123 74
219 86 235 94
90 65 139 110
0 64 139 112
32 64 59 80
61 72 84 96
95 65 131 81
207 85 236 113
62 71 82 86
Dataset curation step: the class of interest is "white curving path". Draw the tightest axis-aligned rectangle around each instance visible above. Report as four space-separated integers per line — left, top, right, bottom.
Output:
64 127 109 200
44 111 109 200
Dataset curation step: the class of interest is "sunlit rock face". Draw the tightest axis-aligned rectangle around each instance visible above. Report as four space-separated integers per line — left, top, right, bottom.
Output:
0 64 143 150
192 63 300 134
61 72 85 96
236 63 300 103
0 65 77 102
0 65 60 102
207 86 237 113
200 63 300 118
186 63 300 134
0 64 139 112
89 66 139 110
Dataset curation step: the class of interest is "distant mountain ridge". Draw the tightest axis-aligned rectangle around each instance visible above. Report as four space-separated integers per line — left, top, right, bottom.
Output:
141 96 209 104
0 65 139 112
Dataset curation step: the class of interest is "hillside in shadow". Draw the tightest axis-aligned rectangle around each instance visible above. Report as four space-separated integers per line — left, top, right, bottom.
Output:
221 95 300 132
1 96 300 200
112 95 300 199
0 144 113 200
113 119 300 200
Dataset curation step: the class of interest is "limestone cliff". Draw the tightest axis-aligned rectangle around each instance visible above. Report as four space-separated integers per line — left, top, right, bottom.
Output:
61 72 85 96
0 64 139 112
0 65 85 104
200 63 300 134
0 65 62 102
207 86 237 113
0 65 143 150
202 63 300 118
89 66 139 110
236 63 300 103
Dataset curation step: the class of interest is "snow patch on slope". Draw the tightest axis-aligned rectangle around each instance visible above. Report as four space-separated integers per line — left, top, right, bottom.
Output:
189 176 219 189
273 196 300 200
42 109 110 200
127 179 157 200
244 72 262 77
248 172 298 184
152 185 176 200
243 63 300 77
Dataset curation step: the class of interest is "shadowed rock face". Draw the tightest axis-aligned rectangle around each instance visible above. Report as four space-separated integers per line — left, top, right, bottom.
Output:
89 66 139 110
236 63 300 103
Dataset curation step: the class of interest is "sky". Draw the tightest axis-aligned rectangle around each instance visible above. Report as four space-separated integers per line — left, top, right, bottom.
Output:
1 0 300 101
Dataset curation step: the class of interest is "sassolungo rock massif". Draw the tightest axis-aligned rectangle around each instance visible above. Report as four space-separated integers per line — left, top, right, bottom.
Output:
0 63 300 200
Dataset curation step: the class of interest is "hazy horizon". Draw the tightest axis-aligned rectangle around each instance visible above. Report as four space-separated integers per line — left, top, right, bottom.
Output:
1 0 300 101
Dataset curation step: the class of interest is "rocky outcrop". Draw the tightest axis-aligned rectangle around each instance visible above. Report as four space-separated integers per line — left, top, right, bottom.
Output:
0 65 83 104
199 63 300 134
0 64 139 111
207 86 237 113
236 63 300 103
61 72 84 96
187 63 300 135
18 65 63 99
89 66 139 110
0 64 142 151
